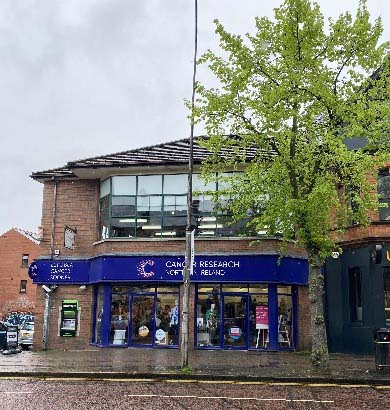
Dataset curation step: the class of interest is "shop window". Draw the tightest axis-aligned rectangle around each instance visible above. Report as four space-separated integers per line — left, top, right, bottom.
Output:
156 295 179 345
384 267 390 326
196 290 221 347
94 287 104 344
21 254 29 267
349 267 362 322
277 290 293 348
378 170 390 221
249 290 269 349
110 293 129 345
19 280 27 293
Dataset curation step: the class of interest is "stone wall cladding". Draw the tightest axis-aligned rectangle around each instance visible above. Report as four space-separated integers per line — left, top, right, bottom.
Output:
0 229 40 319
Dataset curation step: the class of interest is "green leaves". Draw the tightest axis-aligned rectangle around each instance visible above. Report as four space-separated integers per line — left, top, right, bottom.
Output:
195 0 390 261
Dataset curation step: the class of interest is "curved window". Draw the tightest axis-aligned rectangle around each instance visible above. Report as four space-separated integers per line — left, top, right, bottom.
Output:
99 173 246 239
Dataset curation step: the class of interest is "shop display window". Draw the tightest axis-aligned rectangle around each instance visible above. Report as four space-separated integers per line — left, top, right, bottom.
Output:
277 288 293 348
196 289 221 347
94 286 104 344
249 290 269 349
96 285 180 348
110 293 129 345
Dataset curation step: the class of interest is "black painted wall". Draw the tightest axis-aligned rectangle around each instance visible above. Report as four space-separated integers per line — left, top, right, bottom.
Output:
325 245 389 354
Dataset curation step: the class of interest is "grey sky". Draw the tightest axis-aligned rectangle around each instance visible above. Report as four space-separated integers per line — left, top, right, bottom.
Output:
0 0 389 235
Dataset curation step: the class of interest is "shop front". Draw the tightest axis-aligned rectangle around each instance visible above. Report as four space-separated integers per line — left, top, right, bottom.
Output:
30 253 308 351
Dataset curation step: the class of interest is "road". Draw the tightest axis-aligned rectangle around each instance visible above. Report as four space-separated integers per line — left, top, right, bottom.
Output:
0 377 389 409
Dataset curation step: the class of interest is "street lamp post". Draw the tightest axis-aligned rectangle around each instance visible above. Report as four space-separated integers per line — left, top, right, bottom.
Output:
181 0 198 369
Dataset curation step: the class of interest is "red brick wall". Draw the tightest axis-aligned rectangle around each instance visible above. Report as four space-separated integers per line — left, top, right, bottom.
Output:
33 285 93 350
35 177 311 351
0 229 40 319
40 179 99 257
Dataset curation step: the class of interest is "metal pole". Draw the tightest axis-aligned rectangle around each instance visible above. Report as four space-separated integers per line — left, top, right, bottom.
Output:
181 0 198 369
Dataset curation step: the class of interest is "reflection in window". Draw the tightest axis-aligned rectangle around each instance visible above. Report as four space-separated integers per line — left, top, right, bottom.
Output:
100 172 250 239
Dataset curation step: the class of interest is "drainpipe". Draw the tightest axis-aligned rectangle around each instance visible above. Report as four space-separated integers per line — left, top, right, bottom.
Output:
44 176 57 350
49 177 58 259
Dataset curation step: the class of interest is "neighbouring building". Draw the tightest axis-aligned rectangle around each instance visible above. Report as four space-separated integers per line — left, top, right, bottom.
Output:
29 138 311 352
325 166 390 354
0 228 40 325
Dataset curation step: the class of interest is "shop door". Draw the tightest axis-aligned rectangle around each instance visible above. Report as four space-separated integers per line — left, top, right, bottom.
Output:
130 293 155 346
222 293 248 349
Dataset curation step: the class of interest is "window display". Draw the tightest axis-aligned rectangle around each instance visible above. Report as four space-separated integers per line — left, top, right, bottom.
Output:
196 289 221 347
277 287 293 348
195 283 295 350
110 293 129 345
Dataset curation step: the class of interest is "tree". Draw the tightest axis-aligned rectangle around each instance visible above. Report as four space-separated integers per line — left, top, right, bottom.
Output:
194 0 390 369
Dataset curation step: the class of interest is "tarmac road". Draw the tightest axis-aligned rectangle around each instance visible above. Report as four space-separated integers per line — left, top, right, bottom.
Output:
0 378 389 410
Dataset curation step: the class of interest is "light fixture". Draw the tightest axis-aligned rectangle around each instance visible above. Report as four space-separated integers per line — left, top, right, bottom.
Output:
155 231 177 236
198 224 223 229
119 218 147 223
201 216 216 222
142 225 162 230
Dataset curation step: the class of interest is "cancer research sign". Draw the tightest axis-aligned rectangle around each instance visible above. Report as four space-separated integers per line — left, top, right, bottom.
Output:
30 254 308 285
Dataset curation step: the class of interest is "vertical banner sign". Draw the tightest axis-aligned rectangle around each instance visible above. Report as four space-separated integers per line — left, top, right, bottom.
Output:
190 229 195 276
256 306 269 329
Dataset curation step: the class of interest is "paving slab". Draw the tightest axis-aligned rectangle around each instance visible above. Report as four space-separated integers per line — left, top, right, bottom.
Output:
0 348 389 384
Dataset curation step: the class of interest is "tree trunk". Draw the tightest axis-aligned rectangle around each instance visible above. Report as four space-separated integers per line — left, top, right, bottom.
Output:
308 252 329 370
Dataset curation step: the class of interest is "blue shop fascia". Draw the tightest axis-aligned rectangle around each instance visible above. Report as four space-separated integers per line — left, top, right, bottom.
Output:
30 253 308 351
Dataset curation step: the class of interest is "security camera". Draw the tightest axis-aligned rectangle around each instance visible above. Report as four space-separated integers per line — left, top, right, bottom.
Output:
42 285 52 293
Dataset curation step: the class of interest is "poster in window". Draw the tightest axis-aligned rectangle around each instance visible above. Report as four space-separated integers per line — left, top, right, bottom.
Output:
256 306 269 329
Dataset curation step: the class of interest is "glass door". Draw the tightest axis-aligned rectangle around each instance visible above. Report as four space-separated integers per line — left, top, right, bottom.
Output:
222 293 248 349
130 293 155 346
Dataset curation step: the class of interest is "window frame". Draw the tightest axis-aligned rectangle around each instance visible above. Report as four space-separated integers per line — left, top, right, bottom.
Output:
20 280 27 293
21 254 29 268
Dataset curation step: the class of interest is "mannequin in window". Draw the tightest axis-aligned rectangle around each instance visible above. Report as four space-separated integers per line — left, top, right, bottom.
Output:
169 300 179 345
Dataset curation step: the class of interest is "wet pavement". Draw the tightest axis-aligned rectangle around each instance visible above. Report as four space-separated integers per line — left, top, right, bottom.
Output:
0 347 389 384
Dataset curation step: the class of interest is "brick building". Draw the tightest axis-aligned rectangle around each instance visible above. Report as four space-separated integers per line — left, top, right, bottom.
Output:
0 228 40 325
29 138 311 352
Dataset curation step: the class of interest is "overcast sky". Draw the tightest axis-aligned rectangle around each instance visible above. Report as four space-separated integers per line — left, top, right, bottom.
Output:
0 0 388 235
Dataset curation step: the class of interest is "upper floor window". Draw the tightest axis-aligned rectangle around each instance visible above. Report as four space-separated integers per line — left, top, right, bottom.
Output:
20 280 27 293
378 169 390 221
99 173 246 240
21 254 29 267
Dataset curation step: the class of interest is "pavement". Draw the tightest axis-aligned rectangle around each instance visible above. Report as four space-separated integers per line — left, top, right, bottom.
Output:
0 347 389 384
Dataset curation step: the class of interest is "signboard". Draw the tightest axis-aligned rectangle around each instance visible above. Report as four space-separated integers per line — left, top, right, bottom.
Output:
229 326 242 340
256 306 269 329
31 254 309 285
6 325 18 348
